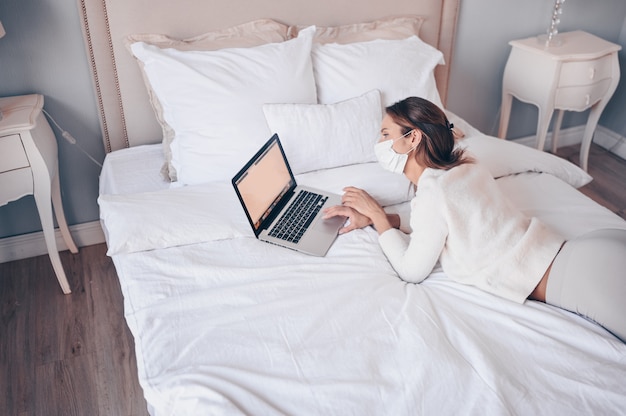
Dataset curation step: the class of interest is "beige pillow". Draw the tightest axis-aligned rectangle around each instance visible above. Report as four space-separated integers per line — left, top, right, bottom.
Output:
288 15 424 44
126 19 290 181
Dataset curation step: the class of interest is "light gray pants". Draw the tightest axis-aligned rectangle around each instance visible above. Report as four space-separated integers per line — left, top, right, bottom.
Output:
546 228 626 342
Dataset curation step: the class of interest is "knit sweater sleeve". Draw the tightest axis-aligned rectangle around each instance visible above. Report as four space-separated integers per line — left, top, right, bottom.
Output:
378 178 447 283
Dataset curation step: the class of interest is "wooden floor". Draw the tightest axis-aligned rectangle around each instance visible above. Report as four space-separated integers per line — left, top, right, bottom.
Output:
0 244 148 416
556 143 626 220
0 143 624 416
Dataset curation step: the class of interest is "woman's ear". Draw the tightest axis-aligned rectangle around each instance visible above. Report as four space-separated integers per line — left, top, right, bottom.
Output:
409 129 422 146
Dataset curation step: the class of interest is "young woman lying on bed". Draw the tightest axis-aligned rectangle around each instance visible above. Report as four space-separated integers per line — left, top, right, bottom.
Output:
323 96 626 342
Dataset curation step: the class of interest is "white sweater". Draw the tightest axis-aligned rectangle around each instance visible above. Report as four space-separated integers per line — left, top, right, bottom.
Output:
378 163 565 303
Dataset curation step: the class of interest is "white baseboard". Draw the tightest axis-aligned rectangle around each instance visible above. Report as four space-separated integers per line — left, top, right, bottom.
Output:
511 125 626 161
0 220 105 264
594 126 626 160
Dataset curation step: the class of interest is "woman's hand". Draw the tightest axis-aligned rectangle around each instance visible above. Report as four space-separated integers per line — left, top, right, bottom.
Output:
340 187 392 234
323 205 371 234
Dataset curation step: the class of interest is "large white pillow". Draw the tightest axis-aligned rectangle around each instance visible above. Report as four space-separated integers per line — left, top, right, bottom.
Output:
262 90 382 174
296 162 414 208
462 134 592 188
445 112 593 188
99 183 250 255
129 26 317 185
311 35 444 108
126 19 291 182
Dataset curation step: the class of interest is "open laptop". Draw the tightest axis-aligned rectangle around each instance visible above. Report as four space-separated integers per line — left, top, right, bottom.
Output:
232 134 345 256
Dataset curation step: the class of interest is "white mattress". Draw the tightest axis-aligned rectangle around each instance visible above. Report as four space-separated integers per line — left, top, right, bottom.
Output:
99 141 626 415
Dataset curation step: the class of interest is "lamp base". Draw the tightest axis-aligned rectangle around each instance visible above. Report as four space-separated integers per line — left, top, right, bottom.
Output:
537 33 564 48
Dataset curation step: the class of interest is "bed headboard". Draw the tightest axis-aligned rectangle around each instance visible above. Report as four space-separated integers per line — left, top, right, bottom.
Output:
77 0 460 153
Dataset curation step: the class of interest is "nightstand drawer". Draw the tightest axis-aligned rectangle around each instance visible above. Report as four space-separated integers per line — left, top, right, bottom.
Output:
558 54 614 87
0 134 30 172
554 78 611 111
0 167 34 206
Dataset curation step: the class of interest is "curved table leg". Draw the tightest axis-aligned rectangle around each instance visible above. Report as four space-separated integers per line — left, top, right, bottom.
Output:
498 92 514 139
551 110 565 154
51 172 78 254
535 106 553 151
34 176 72 294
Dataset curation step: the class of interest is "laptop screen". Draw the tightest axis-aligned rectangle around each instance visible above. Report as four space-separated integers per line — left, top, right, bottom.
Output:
232 135 295 232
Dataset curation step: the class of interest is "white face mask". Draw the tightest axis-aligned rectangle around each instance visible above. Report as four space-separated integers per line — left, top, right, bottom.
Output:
374 130 415 174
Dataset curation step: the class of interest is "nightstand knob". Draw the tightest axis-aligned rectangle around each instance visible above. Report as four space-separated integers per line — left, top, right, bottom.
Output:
589 67 596 80
585 94 591 106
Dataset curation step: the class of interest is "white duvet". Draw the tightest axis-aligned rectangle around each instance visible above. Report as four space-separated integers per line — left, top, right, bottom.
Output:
99 130 626 415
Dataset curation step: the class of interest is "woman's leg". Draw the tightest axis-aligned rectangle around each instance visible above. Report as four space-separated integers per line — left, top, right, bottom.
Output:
546 228 626 342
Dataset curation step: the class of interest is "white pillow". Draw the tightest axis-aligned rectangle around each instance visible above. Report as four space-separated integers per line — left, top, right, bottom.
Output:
296 162 414 208
460 135 592 188
129 26 317 185
445 111 592 188
126 19 291 182
99 183 250 255
312 36 444 108
262 90 382 174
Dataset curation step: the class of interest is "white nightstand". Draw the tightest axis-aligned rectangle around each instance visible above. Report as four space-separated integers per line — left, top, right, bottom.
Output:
0 94 78 294
498 30 621 171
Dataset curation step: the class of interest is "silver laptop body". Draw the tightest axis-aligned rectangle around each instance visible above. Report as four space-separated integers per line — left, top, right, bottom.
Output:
232 134 344 256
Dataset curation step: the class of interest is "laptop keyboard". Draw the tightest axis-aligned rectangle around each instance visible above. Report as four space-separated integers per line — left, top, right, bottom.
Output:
269 190 328 244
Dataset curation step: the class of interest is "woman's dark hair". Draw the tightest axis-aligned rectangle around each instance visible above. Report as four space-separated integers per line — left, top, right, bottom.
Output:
385 97 471 170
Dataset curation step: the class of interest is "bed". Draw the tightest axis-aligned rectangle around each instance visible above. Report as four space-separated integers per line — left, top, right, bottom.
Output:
79 0 626 414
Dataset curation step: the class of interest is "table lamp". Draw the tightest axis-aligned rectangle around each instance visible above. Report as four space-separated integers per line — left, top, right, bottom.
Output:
538 0 566 47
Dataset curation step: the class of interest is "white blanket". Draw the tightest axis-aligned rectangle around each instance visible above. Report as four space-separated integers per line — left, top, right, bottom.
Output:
102 169 626 415
114 229 626 415
98 120 626 415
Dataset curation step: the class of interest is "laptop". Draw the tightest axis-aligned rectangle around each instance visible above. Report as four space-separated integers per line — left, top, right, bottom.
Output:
232 134 345 256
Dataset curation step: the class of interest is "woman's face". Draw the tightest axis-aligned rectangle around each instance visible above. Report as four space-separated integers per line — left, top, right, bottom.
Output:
379 114 415 154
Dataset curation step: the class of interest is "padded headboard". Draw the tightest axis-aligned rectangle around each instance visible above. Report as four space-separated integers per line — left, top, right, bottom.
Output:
77 0 460 152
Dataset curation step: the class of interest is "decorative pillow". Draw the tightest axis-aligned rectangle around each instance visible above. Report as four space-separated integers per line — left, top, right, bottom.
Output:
311 35 444 109
129 26 317 185
262 90 382 174
444 111 592 188
98 182 250 255
126 19 291 182
461 134 592 188
296 162 414 208
288 15 424 44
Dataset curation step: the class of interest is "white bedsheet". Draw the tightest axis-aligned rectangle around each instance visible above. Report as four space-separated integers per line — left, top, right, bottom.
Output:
99 140 626 415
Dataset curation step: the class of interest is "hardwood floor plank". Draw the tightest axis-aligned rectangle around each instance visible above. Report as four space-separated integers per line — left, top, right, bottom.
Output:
0 245 148 416
556 143 626 220
34 353 99 416
1 259 35 415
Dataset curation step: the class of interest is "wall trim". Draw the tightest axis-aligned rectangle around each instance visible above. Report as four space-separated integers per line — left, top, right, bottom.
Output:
511 125 626 161
0 220 105 264
594 125 626 161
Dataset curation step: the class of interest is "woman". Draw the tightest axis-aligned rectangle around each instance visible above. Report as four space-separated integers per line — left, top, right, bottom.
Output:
323 96 626 342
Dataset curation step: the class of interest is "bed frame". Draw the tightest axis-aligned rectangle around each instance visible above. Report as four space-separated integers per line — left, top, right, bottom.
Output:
77 0 459 153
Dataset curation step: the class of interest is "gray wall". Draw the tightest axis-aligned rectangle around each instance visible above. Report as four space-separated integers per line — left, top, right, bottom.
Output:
0 0 103 238
0 0 625 240
448 0 626 137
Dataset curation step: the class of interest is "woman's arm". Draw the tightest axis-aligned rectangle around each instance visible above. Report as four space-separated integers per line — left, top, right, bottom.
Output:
379 190 448 283
322 205 401 234
340 187 395 234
